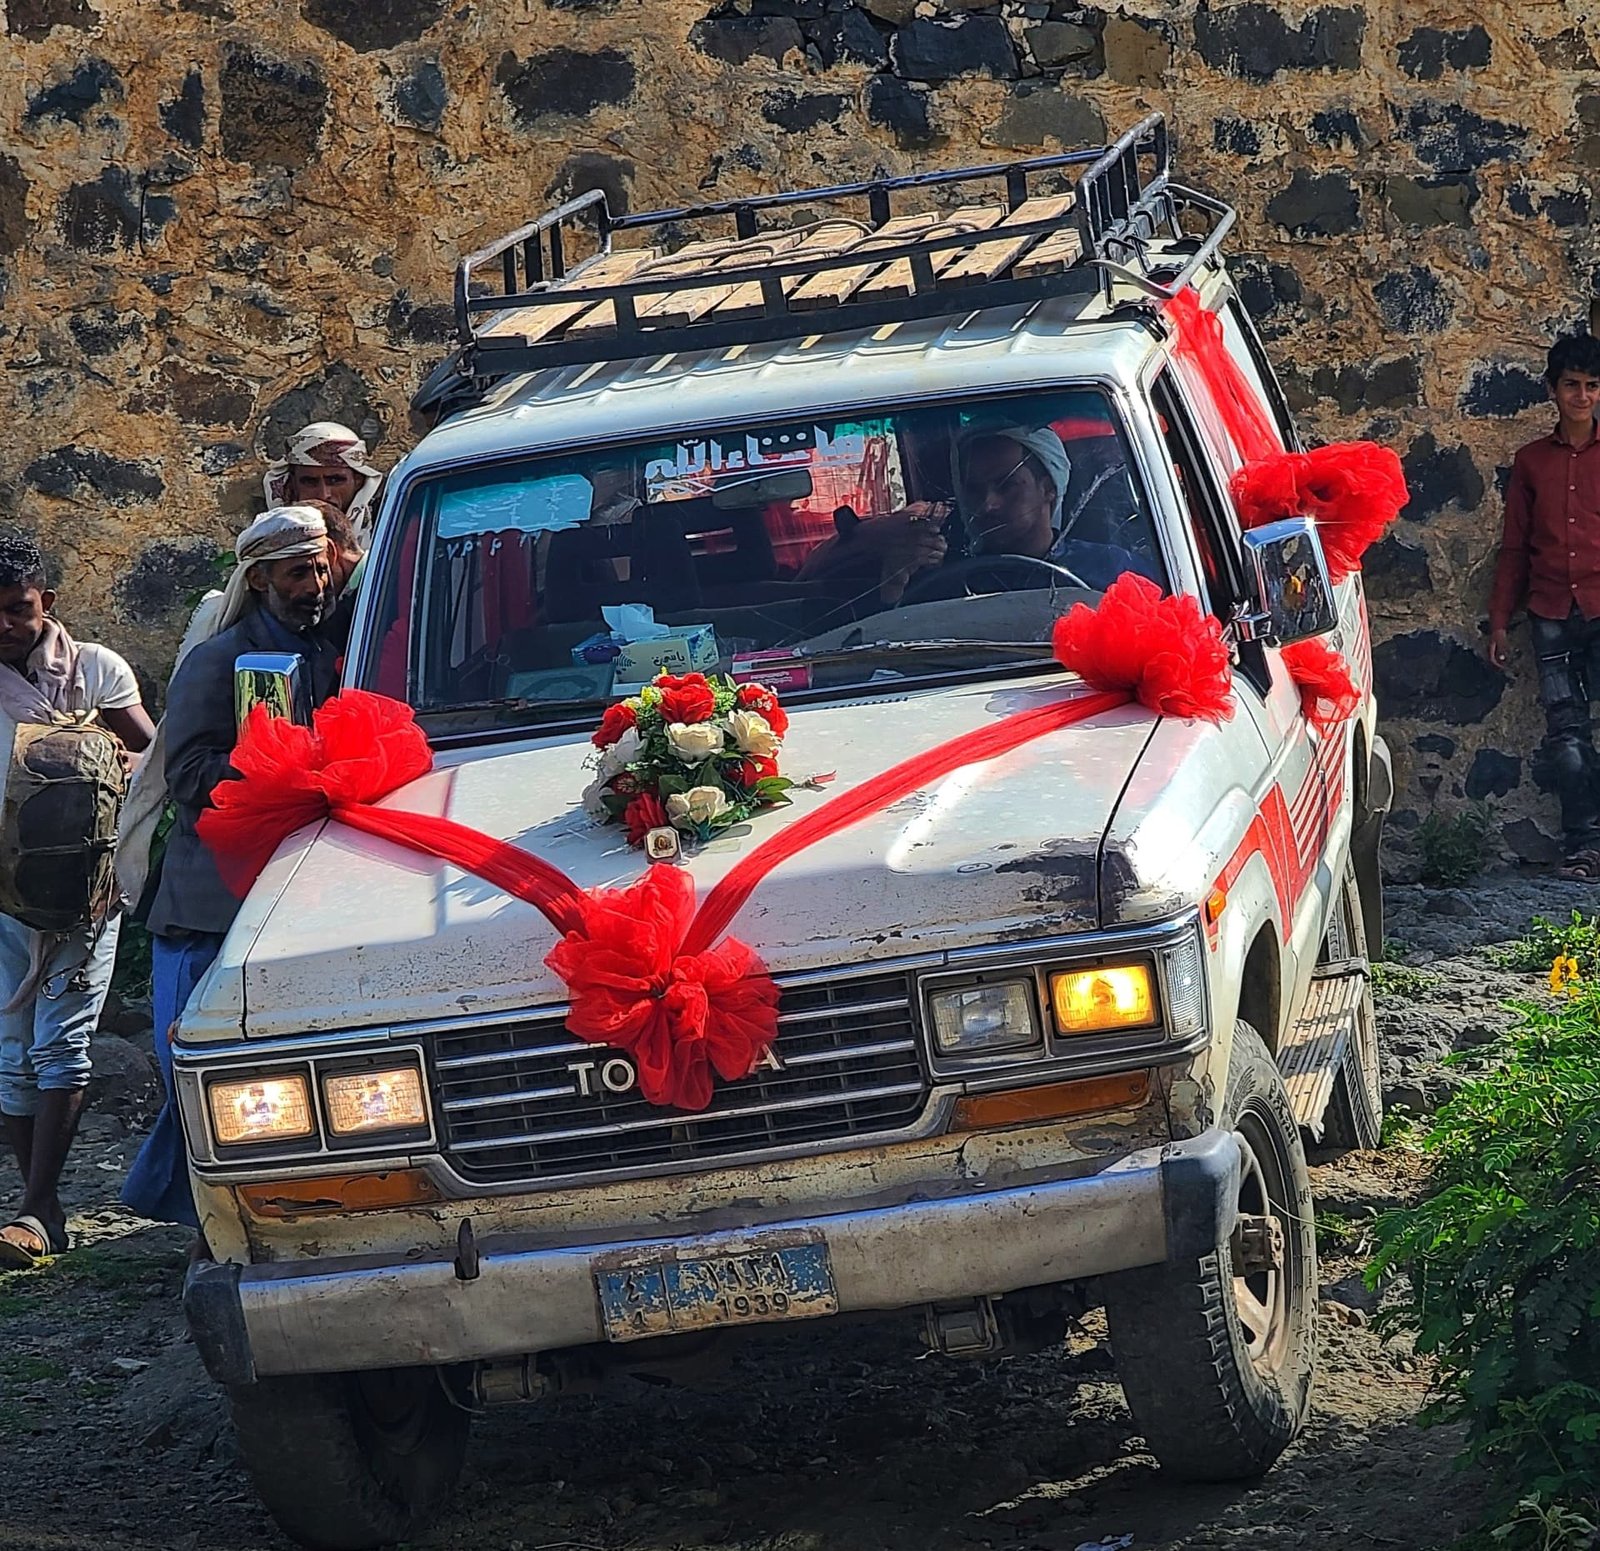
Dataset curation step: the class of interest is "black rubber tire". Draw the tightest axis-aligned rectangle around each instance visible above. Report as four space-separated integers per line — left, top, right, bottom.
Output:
227 1366 470 1551
1320 859 1383 1151
1101 1020 1317 1481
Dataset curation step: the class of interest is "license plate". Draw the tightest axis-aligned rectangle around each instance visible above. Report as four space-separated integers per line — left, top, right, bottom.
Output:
594 1231 838 1343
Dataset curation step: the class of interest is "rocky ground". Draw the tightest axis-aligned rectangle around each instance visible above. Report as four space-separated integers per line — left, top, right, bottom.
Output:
0 874 1584 1551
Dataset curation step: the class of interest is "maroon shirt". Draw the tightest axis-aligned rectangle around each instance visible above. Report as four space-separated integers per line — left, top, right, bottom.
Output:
1489 423 1600 630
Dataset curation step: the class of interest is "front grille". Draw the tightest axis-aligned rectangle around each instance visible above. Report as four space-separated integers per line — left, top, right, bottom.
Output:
428 970 930 1185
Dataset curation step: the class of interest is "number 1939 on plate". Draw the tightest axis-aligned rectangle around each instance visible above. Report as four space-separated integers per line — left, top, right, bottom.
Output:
594 1235 838 1343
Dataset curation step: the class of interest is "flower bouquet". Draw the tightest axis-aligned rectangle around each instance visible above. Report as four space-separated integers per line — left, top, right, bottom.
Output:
586 672 794 846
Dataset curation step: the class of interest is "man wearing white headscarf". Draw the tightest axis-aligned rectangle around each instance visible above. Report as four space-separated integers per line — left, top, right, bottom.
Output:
263 421 384 543
118 506 337 1232
798 420 1158 606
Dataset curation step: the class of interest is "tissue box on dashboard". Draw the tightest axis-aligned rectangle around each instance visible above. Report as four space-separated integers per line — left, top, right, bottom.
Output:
614 622 718 688
571 631 623 667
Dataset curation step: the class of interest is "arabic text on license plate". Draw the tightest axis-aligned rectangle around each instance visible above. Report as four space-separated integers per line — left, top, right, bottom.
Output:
595 1235 837 1343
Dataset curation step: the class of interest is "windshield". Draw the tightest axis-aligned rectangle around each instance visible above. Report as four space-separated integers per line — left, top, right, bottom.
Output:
364 387 1167 722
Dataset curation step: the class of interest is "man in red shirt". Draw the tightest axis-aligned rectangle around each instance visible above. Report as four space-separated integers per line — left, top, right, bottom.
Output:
1487 332 1600 875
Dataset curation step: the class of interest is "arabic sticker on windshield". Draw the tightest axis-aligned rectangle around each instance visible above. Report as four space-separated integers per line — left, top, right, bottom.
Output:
437 472 594 539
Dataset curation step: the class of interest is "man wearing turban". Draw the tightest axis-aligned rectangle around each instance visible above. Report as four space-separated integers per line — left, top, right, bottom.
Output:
799 420 1157 607
262 421 385 543
118 506 340 1232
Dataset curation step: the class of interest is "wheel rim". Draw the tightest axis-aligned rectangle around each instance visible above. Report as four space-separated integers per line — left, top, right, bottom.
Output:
1230 1108 1295 1375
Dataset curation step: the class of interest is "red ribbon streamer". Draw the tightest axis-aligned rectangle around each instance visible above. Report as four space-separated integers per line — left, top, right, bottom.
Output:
200 566 1234 1111
1161 286 1406 582
1163 287 1282 463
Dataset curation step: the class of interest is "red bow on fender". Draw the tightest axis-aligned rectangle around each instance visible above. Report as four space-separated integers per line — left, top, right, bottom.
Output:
199 575 1234 1112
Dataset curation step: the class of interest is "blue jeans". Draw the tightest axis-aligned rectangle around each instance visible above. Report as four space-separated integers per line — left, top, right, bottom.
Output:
120 931 224 1228
0 912 119 1115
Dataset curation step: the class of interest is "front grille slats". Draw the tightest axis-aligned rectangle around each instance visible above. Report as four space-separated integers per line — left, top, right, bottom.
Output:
428 970 930 1184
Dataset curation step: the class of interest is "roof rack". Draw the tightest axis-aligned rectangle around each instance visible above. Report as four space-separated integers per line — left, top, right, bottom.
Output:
419 112 1234 408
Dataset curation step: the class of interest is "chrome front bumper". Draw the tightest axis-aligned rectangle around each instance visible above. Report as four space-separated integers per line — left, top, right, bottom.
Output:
186 1129 1241 1386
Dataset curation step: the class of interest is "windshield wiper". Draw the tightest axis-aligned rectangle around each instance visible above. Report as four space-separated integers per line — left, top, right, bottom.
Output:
779 639 1057 667
417 696 606 726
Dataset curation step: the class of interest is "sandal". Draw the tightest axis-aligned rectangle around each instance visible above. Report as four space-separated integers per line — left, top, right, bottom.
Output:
1560 850 1600 880
0 1215 68 1269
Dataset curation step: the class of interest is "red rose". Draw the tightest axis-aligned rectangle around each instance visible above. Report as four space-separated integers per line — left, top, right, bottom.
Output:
623 792 670 847
733 755 779 789
659 675 715 725
592 701 637 748
736 683 788 737
608 770 643 797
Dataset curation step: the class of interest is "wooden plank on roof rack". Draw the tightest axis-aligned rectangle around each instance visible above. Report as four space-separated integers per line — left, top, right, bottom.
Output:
702 220 874 322
632 230 816 329
939 194 1078 287
562 236 749 338
477 248 656 345
1011 222 1085 279
852 204 1007 301
786 211 946 312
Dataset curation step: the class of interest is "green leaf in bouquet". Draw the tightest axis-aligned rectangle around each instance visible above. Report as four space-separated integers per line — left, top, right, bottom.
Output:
753 776 794 802
599 792 632 817
657 772 690 797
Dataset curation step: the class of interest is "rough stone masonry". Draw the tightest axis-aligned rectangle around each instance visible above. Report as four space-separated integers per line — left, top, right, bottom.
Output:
1 0 1596 860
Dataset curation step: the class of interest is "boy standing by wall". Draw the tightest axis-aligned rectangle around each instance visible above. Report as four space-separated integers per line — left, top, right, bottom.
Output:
0 532 153 1265
1487 333 1600 878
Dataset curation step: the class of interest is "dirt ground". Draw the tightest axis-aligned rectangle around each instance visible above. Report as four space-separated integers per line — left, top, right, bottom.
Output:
1 875 1576 1551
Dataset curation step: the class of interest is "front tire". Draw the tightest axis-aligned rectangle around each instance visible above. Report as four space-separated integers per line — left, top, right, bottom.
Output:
1101 1020 1316 1480
228 1366 469 1551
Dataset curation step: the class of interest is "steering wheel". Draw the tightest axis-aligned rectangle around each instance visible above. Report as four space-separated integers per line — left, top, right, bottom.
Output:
899 552 1091 605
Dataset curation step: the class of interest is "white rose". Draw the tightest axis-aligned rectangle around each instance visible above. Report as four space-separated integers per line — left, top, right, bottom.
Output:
581 775 611 820
593 726 639 781
727 709 780 758
666 785 732 830
666 721 725 763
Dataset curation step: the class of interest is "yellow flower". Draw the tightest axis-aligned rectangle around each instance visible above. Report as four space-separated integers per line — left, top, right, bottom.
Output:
1550 954 1581 995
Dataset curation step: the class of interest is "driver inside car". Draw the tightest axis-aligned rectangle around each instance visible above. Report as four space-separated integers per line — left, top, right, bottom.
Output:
796 422 1158 607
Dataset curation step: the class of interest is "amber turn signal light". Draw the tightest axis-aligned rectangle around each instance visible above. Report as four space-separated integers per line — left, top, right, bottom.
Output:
237 1169 441 1219
951 1070 1151 1131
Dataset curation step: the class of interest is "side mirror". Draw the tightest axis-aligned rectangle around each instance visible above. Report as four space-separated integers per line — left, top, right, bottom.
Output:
1237 517 1338 647
234 652 306 730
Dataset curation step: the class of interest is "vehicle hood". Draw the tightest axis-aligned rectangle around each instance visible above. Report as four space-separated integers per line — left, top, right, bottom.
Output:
221 675 1157 1037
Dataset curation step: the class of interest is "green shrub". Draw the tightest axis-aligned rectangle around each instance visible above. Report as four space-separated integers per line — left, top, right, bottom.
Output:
1417 804 1498 887
110 918 153 1003
1372 961 1441 998
1498 912 1600 978
1370 977 1600 1547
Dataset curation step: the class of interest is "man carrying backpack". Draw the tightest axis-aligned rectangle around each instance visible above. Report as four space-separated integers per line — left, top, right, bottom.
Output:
0 531 153 1266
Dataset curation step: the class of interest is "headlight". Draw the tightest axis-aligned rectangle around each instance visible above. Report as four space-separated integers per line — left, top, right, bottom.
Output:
1049 963 1157 1035
322 1067 428 1138
928 980 1040 1055
208 1073 315 1147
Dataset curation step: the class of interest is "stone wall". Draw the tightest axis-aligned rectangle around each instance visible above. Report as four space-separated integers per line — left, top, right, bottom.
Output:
2 0 1596 860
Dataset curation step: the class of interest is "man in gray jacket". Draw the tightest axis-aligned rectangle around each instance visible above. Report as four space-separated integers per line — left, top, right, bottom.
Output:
121 506 339 1230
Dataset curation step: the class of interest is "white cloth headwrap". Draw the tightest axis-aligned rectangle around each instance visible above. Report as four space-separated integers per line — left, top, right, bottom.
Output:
952 424 1073 529
113 506 330 908
0 618 86 726
263 421 383 541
